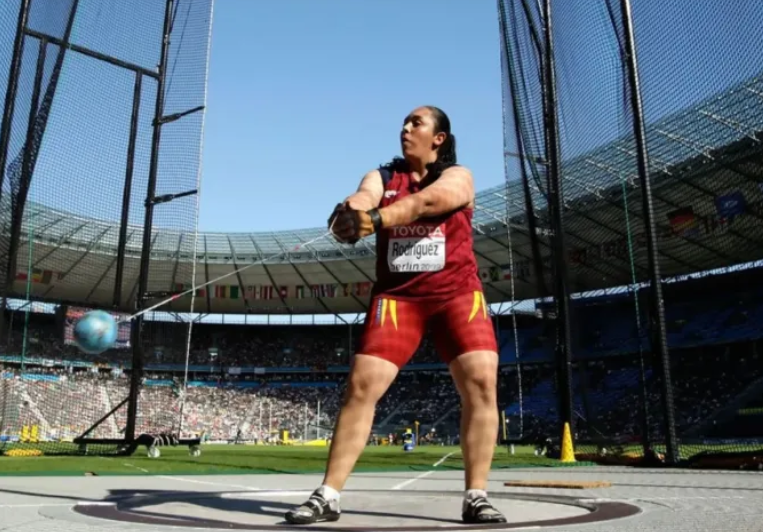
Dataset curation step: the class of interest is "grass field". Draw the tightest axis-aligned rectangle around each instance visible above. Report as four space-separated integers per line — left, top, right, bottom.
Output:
0 444 595 476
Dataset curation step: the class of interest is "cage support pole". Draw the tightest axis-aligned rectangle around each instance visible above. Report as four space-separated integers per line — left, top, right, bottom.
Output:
542 0 575 451
0 0 30 198
113 73 143 308
125 0 174 442
619 0 679 465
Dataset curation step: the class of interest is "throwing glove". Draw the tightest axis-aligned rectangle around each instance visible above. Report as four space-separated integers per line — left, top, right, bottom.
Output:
331 207 376 244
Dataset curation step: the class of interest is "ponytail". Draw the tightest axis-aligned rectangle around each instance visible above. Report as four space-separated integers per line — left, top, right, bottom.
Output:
427 133 457 177
437 133 457 165
426 106 457 177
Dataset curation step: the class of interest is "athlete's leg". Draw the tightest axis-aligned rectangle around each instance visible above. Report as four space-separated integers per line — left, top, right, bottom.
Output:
285 296 426 524
321 354 398 492
448 350 499 490
431 290 504 524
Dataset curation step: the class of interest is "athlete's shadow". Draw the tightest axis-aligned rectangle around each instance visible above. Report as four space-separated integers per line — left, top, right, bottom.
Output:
106 488 463 526
0 486 462 526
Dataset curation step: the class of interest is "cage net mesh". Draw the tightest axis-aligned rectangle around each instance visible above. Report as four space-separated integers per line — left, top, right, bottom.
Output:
498 0 763 465
0 0 213 456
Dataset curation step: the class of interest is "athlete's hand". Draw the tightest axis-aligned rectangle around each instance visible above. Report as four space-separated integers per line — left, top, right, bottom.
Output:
327 203 357 243
327 203 347 230
331 207 375 244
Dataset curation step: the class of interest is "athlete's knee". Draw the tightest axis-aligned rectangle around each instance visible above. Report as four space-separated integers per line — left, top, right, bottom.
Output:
449 350 499 406
343 354 398 405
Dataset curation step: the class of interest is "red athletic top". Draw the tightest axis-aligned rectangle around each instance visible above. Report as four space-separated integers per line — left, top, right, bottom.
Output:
372 168 483 300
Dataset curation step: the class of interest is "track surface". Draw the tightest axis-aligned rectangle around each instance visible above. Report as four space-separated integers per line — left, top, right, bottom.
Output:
0 467 762 531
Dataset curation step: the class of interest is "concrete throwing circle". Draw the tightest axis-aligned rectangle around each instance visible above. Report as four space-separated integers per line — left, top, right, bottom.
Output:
73 489 641 530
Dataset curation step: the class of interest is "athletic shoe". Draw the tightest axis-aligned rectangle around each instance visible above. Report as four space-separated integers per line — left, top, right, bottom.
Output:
462 495 507 524
284 488 341 525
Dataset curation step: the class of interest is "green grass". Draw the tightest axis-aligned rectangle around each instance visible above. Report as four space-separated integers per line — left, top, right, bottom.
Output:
0 444 595 476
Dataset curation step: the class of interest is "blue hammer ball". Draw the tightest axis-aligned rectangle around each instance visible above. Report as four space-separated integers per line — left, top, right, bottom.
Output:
73 310 118 355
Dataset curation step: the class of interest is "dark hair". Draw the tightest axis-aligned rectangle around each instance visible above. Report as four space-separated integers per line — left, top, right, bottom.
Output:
426 106 457 167
381 106 457 178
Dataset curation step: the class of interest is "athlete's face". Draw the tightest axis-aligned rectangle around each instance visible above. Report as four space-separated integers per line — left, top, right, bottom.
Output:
400 107 446 162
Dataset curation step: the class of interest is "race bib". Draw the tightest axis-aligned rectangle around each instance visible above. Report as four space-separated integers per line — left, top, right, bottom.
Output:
387 224 446 273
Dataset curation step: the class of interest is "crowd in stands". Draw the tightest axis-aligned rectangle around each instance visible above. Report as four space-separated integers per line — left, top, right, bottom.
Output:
3 338 761 446
500 342 763 446
3 269 763 450
0 313 444 368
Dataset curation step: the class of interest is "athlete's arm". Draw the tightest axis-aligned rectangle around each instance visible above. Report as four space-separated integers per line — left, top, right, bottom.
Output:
345 170 384 211
328 170 384 241
377 166 474 228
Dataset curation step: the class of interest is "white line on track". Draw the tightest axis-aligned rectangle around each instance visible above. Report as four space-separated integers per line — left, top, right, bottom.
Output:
122 462 258 490
391 450 457 490
433 451 456 467
0 503 74 508
634 496 749 500
391 470 434 490
155 475 259 491
226 490 312 498
75 502 117 506
123 462 149 473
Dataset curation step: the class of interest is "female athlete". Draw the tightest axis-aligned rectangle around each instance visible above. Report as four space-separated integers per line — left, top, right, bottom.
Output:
285 106 506 525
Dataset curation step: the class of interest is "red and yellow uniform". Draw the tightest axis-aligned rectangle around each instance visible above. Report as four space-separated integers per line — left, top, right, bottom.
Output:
357 168 497 367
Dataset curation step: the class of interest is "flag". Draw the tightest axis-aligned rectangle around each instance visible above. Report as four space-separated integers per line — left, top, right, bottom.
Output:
229 285 240 300
15 269 54 284
355 282 371 296
514 259 531 279
296 285 305 299
322 284 334 298
279 286 288 298
667 206 699 237
715 191 746 223
214 285 227 299
487 266 511 281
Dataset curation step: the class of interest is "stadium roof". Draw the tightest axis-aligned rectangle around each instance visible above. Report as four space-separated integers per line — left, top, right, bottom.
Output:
7 74 763 315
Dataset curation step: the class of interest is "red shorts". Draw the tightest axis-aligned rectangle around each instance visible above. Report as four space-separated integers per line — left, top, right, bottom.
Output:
356 290 498 368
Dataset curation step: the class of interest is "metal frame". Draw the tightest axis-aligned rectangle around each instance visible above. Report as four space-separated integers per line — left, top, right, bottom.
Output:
0 0 78 345
122 0 203 451
113 73 143 307
541 0 576 442
0 0 205 454
0 0 30 200
619 0 679 464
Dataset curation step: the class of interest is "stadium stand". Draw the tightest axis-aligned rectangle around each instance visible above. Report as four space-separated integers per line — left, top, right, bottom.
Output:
3 269 763 450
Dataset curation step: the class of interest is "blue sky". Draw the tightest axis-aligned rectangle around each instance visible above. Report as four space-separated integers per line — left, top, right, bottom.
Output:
198 0 505 233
